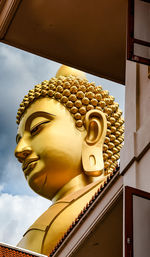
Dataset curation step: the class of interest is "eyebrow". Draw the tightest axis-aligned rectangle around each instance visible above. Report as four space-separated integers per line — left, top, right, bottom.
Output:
16 111 56 144
25 111 56 130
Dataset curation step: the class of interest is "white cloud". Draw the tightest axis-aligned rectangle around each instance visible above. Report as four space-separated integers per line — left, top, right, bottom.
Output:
0 155 36 196
0 184 5 193
0 193 50 245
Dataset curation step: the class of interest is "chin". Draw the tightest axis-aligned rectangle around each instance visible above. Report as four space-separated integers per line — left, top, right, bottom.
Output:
27 169 47 195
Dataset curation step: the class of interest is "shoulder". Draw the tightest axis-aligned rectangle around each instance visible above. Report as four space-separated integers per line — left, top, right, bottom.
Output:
42 180 102 255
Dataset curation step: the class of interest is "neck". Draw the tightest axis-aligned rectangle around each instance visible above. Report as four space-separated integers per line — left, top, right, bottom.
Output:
52 173 100 203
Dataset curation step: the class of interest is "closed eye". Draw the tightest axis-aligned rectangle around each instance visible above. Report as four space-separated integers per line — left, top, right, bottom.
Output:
30 121 50 136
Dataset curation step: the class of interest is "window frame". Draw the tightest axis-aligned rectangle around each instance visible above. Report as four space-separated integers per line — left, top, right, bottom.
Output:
127 0 150 65
125 186 150 257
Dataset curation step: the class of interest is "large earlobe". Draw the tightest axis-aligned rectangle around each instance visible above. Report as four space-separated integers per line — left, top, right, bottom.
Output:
82 109 107 176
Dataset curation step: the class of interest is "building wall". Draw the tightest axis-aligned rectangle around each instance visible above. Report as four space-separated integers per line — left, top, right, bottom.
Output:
121 61 150 193
121 60 150 257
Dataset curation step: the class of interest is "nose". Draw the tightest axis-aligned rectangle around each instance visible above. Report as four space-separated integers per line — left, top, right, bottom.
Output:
15 138 32 162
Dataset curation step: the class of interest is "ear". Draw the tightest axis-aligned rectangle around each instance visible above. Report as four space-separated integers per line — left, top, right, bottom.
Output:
82 109 107 176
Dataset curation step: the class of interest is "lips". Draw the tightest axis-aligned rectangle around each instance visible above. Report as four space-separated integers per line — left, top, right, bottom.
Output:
22 158 39 176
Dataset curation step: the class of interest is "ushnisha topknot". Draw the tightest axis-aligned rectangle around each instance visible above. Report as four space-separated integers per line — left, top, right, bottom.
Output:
16 72 124 175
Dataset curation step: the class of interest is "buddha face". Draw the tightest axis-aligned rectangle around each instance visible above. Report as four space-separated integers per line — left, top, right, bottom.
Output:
15 98 86 199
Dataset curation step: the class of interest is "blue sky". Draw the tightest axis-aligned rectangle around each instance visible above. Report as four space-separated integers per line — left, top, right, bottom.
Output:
0 42 125 245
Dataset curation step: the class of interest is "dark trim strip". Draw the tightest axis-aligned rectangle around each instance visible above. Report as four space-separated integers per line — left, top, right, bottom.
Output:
134 38 150 47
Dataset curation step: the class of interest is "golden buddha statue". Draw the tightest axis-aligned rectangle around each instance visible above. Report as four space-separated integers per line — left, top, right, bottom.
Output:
14 65 124 256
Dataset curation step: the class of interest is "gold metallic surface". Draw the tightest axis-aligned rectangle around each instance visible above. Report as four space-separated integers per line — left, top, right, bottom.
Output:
17 175 108 255
56 65 86 80
16 69 124 175
14 65 124 255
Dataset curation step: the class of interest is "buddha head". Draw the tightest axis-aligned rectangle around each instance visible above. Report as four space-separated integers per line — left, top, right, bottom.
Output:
14 66 124 200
